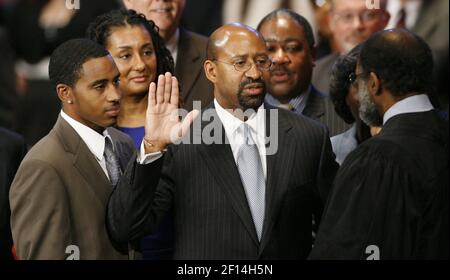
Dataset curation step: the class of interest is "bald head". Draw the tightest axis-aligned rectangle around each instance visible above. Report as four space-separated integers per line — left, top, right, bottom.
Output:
207 23 265 60
360 29 434 96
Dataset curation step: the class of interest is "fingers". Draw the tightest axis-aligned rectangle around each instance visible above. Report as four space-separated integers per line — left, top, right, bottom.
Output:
155 74 165 104
163 72 172 104
148 82 156 106
171 76 179 108
179 109 200 138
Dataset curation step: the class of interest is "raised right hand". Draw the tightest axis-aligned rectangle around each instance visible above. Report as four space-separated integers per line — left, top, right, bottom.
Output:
143 73 199 153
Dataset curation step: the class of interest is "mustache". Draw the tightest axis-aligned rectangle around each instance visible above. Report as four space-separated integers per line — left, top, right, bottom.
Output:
239 78 265 89
269 64 292 74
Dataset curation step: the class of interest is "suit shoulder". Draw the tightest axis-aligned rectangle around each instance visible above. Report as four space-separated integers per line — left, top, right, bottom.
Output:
22 132 66 165
107 127 134 148
182 29 208 44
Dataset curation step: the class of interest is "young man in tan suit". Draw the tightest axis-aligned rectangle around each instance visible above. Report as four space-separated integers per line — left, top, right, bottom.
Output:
9 39 135 260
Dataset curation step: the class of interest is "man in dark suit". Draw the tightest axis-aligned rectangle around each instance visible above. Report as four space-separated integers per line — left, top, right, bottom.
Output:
0 128 26 260
310 29 449 259
107 23 338 260
312 0 390 94
10 39 135 259
258 9 350 137
122 0 214 111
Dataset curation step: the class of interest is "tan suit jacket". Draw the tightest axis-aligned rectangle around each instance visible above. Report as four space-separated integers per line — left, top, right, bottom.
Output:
10 116 134 260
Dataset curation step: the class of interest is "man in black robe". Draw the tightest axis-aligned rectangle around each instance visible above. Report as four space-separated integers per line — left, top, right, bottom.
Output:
310 29 449 260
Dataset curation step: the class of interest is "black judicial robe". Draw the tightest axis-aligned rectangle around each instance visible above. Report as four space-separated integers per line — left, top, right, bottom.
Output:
310 110 449 260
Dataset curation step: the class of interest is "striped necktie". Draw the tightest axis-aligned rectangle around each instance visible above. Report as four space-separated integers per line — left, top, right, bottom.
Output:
104 137 122 186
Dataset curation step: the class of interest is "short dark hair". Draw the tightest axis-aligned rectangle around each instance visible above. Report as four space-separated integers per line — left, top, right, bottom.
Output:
49 38 109 86
257 9 315 48
360 29 434 97
329 44 362 124
86 9 174 78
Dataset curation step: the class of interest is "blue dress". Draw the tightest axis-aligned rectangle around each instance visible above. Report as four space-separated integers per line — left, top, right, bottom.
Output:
118 126 175 260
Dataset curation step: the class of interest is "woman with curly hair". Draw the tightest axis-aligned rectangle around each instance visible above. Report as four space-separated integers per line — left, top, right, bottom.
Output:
87 9 175 260
87 8 175 148
329 44 380 165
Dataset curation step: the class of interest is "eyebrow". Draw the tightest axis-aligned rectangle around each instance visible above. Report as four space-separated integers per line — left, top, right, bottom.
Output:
265 38 301 44
116 42 153 50
90 79 108 87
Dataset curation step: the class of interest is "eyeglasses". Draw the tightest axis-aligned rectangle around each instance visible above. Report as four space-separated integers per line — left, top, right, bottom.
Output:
212 57 272 72
333 10 384 25
348 72 365 86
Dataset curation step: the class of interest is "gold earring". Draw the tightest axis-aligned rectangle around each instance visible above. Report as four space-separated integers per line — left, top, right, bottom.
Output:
68 100 73 104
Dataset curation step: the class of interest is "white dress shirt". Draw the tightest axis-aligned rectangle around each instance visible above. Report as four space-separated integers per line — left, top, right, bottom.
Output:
214 99 268 179
60 110 112 179
383 94 434 125
386 0 423 30
139 99 269 179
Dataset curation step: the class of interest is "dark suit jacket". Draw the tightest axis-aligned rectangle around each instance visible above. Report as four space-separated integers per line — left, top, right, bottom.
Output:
176 29 214 111
411 0 449 109
311 110 449 259
311 53 340 95
0 128 26 260
0 28 18 129
303 86 352 137
10 116 134 259
108 106 338 260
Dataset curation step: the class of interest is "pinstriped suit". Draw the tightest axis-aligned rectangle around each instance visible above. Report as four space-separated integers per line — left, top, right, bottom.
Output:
108 105 338 259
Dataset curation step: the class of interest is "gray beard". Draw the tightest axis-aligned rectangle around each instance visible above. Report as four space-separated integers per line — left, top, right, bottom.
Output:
358 82 383 127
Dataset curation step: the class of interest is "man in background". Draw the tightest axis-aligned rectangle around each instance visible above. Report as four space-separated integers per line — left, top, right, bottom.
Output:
312 0 390 94
122 0 214 110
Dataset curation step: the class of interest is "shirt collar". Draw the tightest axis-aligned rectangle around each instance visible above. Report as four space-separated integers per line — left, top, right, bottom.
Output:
264 85 312 114
60 110 112 161
383 94 434 125
214 99 265 141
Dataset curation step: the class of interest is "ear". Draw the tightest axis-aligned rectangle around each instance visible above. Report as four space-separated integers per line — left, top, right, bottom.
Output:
368 72 382 97
56 84 74 104
204 60 217 84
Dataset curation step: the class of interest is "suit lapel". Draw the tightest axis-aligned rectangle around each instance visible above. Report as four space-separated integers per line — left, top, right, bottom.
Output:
258 109 295 254
175 29 203 104
196 108 260 246
303 87 325 120
55 116 112 207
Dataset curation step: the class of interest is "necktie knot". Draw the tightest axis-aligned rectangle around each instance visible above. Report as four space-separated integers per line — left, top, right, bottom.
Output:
240 123 256 146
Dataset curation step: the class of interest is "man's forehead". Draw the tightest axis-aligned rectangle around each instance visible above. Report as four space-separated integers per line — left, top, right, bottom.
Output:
333 0 369 11
260 18 306 42
80 56 118 80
